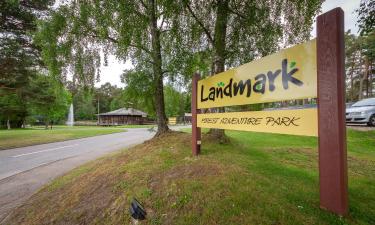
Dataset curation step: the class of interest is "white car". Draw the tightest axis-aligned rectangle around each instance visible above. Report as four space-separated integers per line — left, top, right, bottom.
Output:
346 98 375 126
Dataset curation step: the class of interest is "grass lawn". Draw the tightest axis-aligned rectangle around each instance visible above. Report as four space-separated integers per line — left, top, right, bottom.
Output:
4 129 374 224
0 126 126 150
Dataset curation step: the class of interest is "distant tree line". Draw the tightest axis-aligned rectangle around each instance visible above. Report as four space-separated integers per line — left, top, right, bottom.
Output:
345 0 375 102
345 30 375 102
34 0 322 137
0 0 71 129
3 0 373 135
69 82 190 122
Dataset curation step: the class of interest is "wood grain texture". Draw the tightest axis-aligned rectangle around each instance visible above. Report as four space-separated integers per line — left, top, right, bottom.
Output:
192 73 201 156
317 7 348 215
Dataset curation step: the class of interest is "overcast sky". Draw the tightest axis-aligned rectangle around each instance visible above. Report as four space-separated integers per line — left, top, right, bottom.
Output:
95 0 361 88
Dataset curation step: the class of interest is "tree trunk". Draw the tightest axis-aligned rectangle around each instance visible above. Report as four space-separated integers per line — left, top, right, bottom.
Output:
209 0 229 139
45 120 49 129
350 58 354 101
20 114 27 128
369 62 373 97
359 56 369 100
365 57 369 98
7 117 11 130
359 77 364 100
149 0 169 136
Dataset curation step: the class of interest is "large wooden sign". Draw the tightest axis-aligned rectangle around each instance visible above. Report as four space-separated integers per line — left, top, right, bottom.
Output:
197 108 317 136
196 38 318 136
198 40 317 109
191 8 348 216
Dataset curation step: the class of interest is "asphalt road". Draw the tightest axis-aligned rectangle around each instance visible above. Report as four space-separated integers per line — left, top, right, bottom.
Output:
0 127 177 222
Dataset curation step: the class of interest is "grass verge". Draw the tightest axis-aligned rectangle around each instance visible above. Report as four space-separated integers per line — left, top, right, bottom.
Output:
0 126 126 150
4 129 375 224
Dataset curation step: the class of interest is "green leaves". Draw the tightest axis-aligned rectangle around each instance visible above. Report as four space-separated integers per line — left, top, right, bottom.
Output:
356 0 375 36
0 0 54 127
255 83 262 91
290 61 296 69
217 82 225 87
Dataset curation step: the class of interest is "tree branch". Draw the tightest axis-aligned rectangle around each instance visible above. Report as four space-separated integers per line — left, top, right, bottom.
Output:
184 2 214 44
227 6 246 20
159 15 165 30
87 27 119 44
161 70 169 74
129 43 152 55
89 30 152 56
139 0 148 10
105 35 119 44
134 8 149 20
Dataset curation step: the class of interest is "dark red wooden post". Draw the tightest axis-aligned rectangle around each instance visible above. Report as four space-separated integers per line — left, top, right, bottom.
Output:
192 73 201 156
317 8 348 215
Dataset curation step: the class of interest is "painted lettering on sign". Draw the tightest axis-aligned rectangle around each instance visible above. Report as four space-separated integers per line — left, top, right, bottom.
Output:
197 39 317 109
197 108 318 136
201 59 303 102
202 116 301 126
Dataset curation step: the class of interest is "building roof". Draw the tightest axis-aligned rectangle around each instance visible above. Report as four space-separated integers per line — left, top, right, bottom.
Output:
98 108 147 117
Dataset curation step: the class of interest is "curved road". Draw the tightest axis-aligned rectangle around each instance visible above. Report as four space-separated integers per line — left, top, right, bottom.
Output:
0 127 163 222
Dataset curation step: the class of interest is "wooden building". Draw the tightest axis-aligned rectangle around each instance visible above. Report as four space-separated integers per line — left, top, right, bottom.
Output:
168 113 192 125
98 108 147 125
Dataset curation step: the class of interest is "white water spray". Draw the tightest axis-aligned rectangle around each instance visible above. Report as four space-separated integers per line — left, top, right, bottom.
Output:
66 103 74 126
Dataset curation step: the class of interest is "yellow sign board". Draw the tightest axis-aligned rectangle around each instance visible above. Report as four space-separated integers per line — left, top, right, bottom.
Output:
197 108 317 136
169 117 177 125
197 39 317 109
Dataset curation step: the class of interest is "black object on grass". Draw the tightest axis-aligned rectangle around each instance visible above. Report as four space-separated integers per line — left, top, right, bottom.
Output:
129 198 147 220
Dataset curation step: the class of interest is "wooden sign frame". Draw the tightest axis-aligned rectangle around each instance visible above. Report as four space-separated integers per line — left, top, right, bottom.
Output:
191 8 348 216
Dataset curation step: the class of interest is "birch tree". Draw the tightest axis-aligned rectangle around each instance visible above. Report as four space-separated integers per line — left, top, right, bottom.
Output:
37 0 182 136
180 0 322 138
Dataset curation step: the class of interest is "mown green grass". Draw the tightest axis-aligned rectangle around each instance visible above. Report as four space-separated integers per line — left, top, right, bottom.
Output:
5 129 375 225
115 124 155 128
0 126 125 150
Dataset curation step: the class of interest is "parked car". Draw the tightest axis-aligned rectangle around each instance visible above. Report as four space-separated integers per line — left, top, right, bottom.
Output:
346 98 375 126
345 102 354 108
